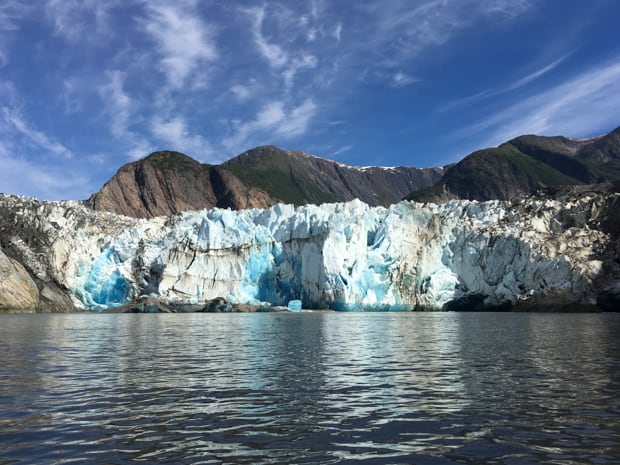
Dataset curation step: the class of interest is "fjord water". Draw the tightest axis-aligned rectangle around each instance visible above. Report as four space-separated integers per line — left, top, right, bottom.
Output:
1 313 619 465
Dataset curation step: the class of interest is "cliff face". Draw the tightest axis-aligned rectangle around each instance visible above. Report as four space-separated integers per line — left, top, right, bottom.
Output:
87 151 277 218
2 184 619 312
0 247 39 312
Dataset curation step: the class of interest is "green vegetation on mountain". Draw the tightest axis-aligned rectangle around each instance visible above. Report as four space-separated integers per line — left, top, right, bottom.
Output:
222 146 337 205
408 126 620 202
142 150 212 174
408 144 583 202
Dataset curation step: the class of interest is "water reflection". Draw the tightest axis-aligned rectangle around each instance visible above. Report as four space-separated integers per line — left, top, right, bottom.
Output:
453 313 620 464
0 313 619 464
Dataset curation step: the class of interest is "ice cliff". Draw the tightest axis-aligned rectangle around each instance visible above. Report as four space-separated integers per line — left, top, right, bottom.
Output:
1 184 619 312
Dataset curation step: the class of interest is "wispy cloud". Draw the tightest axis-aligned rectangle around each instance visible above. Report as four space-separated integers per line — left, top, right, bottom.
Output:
391 71 418 88
141 2 218 88
282 54 318 88
504 55 568 92
45 0 119 42
462 57 620 144
0 1 29 32
439 54 569 113
0 1 29 65
3 108 72 159
60 78 82 114
243 5 288 69
98 70 154 160
333 22 342 42
277 99 318 137
230 80 256 102
241 4 322 89
332 144 353 156
0 143 90 199
224 99 317 152
150 116 215 161
356 0 534 68
98 70 133 139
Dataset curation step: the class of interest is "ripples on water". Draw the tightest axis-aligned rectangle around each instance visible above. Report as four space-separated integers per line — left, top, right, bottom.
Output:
1 312 619 464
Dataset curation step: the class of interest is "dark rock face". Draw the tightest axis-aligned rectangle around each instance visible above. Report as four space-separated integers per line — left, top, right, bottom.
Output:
285 151 445 206
208 167 275 210
106 296 283 313
87 151 278 219
579 127 620 164
514 287 601 313
87 151 218 218
224 146 445 207
88 147 445 218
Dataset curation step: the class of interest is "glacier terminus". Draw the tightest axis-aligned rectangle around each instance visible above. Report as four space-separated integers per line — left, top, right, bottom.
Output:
0 185 619 312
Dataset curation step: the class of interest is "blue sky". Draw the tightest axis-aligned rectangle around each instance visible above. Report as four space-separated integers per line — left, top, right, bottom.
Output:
1 0 619 200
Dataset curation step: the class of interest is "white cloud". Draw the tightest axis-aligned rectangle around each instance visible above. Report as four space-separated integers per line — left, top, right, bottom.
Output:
391 71 418 88
243 5 288 69
231 79 258 102
127 141 154 161
231 84 251 101
282 54 318 89
150 116 214 161
357 0 534 68
98 70 133 139
241 4 322 89
98 70 154 161
0 1 28 32
2 108 72 159
504 55 569 92
333 22 342 42
464 57 620 145
277 99 317 137
0 143 89 200
0 1 29 65
141 2 218 87
439 55 569 113
60 79 82 114
332 144 353 156
0 80 17 105
224 99 317 152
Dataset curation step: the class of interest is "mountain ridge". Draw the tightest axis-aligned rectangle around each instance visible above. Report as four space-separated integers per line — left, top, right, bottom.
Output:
408 126 620 202
88 146 446 218
87 125 620 218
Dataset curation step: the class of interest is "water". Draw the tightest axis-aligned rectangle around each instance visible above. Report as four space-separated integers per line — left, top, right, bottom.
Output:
1 312 619 465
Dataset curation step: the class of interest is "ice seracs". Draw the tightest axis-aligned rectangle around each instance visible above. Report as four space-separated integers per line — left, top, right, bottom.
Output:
0 187 617 311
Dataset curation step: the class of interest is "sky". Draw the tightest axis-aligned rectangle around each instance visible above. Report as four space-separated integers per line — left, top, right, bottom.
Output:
1 0 620 200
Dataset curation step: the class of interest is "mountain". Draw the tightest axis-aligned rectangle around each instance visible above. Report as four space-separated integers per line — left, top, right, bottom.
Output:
87 151 276 218
87 146 445 218
408 126 620 202
2 184 619 312
224 146 446 206
90 128 620 216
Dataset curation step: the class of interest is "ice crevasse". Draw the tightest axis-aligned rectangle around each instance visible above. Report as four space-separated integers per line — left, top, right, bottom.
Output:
66 196 604 311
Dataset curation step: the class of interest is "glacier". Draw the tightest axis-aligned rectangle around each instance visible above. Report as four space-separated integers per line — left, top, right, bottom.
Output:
0 186 618 312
